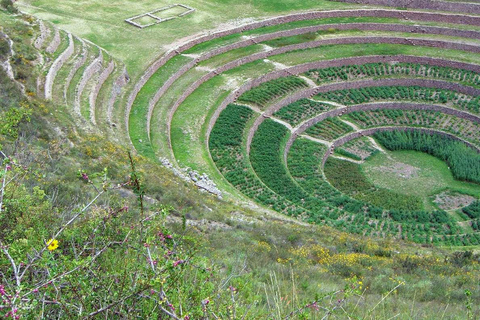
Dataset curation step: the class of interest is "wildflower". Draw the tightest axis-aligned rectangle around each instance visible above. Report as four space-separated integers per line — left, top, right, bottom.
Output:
46 239 59 251
173 260 184 267
5 165 11 171
184 316 190 320
81 172 88 180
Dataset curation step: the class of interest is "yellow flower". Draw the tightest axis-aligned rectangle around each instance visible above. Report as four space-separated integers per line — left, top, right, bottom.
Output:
47 239 59 251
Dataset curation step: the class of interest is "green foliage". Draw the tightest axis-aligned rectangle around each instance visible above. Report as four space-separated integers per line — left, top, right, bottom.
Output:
463 200 480 219
238 76 308 107
305 117 353 140
209 104 306 215
324 157 424 211
273 98 334 126
305 62 480 87
0 103 31 139
1 0 17 13
374 130 480 184
315 86 480 114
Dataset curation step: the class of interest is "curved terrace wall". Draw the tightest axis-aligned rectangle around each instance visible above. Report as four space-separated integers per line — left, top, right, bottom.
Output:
89 60 115 124
44 33 74 99
146 22 480 137
165 36 480 148
127 8 480 138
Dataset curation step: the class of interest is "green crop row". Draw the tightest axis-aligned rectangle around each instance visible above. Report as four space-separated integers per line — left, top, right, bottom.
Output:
346 109 480 145
315 86 480 114
305 62 480 87
209 104 307 216
238 76 308 108
273 98 334 126
305 117 354 141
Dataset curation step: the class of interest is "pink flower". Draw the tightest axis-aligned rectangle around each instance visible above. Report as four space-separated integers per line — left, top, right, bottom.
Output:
173 260 184 267
81 173 88 180
184 316 190 320
5 165 11 171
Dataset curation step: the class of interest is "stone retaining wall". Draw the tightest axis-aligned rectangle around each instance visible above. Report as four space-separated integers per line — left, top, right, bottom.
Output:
166 34 480 147
74 50 103 115
33 20 49 50
44 33 74 99
64 39 88 102
45 27 60 54
89 60 115 124
127 8 480 140
107 68 130 125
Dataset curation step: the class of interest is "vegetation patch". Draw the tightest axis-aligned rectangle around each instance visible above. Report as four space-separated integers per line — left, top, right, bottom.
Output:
373 130 480 184
238 76 308 108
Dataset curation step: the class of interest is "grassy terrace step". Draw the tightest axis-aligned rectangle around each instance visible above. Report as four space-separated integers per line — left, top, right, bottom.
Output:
129 55 193 154
90 57 115 125
95 61 127 132
44 31 73 100
77 50 104 120
166 60 277 166
270 43 480 66
66 43 98 109
344 109 480 145
52 35 83 104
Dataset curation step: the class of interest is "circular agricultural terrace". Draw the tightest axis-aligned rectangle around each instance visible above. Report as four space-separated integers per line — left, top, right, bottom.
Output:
127 4 480 246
